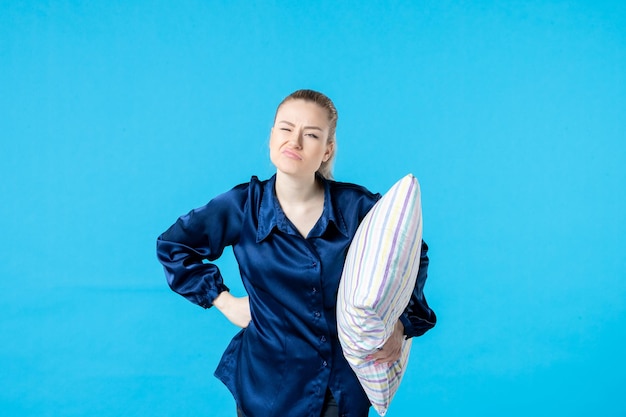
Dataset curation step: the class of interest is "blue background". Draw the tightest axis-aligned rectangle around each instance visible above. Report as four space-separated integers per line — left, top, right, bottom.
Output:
1 1 625 416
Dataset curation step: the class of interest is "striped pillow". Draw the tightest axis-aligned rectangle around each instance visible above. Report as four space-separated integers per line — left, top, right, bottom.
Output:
337 174 423 416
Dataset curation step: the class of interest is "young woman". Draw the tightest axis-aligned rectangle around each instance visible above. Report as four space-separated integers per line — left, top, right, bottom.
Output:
156 90 436 417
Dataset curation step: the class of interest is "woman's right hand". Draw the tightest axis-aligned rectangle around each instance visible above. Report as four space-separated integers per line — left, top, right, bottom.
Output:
213 291 252 328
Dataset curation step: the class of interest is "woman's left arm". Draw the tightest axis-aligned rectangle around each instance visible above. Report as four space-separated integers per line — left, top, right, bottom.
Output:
369 241 436 364
398 240 437 338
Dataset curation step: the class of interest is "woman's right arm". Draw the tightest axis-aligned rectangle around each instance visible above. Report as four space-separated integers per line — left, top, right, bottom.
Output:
156 184 248 310
213 291 251 328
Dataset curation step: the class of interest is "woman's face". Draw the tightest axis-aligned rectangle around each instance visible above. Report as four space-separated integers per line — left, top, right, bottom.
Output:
269 99 333 179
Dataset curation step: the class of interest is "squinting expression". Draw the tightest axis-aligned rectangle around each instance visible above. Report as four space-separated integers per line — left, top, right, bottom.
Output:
269 99 333 178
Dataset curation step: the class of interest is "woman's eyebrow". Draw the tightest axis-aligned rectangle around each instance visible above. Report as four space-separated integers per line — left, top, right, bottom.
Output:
277 120 324 131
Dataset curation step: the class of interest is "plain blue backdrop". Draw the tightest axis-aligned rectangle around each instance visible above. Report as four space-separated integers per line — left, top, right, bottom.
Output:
1 1 625 416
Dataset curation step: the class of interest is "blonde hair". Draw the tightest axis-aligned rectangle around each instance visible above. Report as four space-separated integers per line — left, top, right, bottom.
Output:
275 89 338 179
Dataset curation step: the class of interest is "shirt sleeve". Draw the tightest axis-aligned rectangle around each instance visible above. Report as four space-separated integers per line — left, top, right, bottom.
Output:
156 183 248 308
399 240 437 338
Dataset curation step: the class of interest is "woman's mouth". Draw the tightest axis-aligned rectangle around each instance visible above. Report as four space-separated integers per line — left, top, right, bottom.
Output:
282 149 302 160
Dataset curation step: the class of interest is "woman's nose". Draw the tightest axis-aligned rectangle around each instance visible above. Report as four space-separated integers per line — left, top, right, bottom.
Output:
289 130 303 148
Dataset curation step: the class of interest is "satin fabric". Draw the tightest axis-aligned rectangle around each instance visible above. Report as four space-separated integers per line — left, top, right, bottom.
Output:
156 175 435 417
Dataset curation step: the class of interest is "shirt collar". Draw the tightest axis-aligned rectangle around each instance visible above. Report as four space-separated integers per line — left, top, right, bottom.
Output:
256 174 349 242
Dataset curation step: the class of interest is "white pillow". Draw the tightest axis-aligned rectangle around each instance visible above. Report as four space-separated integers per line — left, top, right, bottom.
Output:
337 174 423 416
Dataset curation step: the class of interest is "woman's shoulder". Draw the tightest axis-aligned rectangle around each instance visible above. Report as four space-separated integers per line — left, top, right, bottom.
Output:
328 178 380 200
211 175 269 204
327 179 381 218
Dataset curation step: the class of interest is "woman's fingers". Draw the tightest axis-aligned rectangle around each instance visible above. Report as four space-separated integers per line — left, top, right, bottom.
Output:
366 320 405 364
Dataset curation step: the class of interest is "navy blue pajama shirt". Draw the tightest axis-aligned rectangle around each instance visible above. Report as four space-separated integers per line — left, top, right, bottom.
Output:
157 174 436 417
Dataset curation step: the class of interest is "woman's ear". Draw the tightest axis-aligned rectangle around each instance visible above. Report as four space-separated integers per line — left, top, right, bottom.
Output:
323 141 334 162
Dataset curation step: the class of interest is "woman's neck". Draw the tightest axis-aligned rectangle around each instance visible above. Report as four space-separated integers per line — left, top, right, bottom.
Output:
274 171 322 204
274 171 325 238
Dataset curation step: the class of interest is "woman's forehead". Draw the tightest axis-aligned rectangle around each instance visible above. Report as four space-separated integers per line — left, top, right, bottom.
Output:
276 100 329 126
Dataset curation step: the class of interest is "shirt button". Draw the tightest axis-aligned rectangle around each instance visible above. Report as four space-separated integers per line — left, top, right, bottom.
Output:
322 361 328 367
320 336 326 342
312 287 317 293
312 262 317 268
314 311 321 318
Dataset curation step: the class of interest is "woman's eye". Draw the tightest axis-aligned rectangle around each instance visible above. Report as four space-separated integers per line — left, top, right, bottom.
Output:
280 127 292 132
306 133 319 139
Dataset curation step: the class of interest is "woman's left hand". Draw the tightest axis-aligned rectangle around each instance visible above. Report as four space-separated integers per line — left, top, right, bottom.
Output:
367 320 405 365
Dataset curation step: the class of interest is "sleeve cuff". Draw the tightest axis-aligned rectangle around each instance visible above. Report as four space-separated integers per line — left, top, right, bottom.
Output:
399 314 416 339
199 283 230 309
